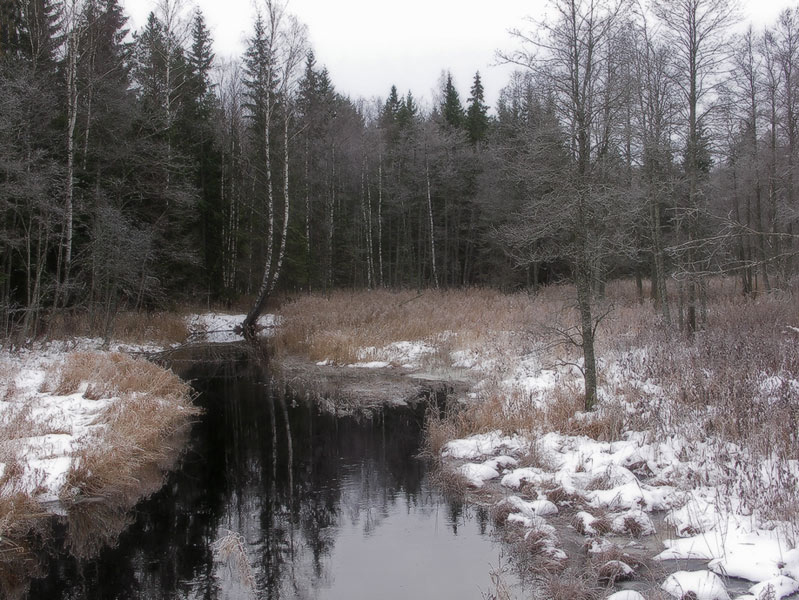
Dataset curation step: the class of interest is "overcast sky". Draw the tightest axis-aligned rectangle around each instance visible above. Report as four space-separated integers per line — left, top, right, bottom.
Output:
122 0 794 111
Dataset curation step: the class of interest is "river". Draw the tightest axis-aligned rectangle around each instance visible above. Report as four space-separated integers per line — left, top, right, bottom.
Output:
29 350 507 599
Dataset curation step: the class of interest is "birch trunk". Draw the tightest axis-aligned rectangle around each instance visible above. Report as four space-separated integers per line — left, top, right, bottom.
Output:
425 152 439 289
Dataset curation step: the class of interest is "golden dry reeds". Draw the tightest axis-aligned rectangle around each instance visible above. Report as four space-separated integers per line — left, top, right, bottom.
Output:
43 352 200 504
1 350 199 567
46 310 189 345
271 288 539 365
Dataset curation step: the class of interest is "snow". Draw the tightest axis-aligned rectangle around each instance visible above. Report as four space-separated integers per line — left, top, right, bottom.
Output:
610 509 656 536
661 570 731 600
442 431 528 460
459 462 500 487
747 576 799 600
606 592 645 600
503 495 559 518
354 340 436 369
0 350 113 503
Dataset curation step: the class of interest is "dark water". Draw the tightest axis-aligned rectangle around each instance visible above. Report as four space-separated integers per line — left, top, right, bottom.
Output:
30 352 505 599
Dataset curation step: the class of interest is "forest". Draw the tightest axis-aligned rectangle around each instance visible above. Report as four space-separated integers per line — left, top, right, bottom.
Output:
1 0 797 345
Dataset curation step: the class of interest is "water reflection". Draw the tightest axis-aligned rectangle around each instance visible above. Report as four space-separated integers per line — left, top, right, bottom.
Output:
31 352 501 599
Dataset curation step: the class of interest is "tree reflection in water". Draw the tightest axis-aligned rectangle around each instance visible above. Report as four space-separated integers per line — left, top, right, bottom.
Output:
30 351 498 600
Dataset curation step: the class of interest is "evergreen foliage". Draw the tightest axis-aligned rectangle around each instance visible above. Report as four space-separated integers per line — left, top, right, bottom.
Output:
440 72 464 129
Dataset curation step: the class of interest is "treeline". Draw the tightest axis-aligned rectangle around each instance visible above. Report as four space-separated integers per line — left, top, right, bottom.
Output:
1 0 798 341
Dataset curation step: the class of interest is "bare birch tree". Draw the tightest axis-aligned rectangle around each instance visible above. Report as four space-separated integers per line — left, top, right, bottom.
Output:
240 0 307 339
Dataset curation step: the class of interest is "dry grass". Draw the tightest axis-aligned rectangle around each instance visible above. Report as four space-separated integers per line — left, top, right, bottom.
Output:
429 466 470 501
0 492 49 600
110 311 190 345
271 288 538 365
46 310 189 346
41 351 190 400
1 351 199 569
213 530 257 596
46 352 200 505
541 569 602 600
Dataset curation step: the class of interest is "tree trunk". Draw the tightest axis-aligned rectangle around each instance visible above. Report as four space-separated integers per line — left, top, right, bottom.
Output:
425 153 439 289
576 266 597 411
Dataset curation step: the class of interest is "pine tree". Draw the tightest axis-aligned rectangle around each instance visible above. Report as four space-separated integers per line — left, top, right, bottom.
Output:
466 71 489 144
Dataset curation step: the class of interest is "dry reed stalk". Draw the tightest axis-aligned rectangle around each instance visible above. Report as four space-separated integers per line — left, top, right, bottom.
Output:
213 530 257 595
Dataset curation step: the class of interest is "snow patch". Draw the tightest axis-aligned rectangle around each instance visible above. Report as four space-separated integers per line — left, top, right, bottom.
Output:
661 570 730 600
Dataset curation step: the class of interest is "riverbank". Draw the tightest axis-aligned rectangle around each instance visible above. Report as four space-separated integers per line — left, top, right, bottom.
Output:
266 284 799 600
4 285 798 599
0 337 202 596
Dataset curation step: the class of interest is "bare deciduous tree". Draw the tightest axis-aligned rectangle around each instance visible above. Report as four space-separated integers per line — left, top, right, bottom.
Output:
500 0 632 410
240 0 307 339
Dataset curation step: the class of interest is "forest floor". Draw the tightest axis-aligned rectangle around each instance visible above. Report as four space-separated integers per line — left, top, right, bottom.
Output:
267 283 799 600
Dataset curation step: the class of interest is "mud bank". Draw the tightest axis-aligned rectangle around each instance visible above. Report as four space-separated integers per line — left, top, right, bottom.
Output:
270 354 475 413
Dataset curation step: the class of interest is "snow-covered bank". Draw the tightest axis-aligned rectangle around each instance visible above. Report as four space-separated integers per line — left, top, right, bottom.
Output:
0 311 278 516
0 343 199 512
429 337 799 599
268 289 799 599
186 312 278 343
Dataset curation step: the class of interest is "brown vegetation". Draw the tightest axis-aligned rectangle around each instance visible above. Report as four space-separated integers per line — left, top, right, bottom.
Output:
45 310 190 346
271 288 537 365
0 350 200 585
41 352 200 506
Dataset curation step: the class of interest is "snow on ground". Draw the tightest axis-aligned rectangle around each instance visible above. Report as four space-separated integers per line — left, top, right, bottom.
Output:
661 570 730 600
1 345 115 505
393 337 799 598
350 340 437 369
1 312 277 510
440 422 799 598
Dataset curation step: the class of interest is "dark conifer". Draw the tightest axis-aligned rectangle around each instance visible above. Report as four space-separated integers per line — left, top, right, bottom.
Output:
441 72 464 129
466 71 489 144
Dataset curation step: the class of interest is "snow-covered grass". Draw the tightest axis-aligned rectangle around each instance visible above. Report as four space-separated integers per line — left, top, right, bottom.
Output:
271 281 799 599
0 342 200 569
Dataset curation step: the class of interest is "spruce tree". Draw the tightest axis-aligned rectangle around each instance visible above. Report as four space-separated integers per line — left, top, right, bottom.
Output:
440 72 464 129
184 9 223 298
466 71 489 144
397 90 417 130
